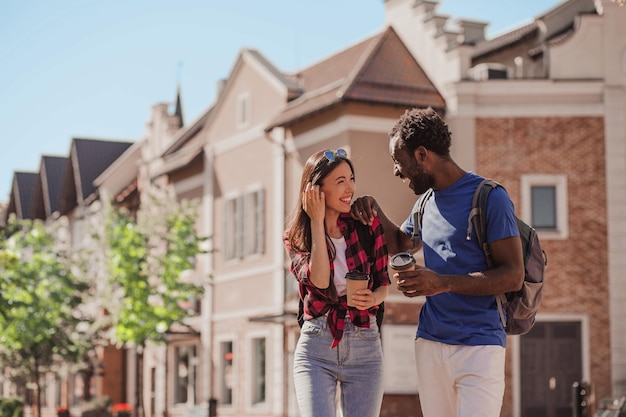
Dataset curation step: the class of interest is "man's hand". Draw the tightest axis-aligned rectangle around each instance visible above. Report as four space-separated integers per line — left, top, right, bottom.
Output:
351 195 378 225
395 268 450 298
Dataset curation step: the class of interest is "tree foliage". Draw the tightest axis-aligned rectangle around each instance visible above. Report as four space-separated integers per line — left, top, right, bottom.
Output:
103 197 207 348
0 215 92 413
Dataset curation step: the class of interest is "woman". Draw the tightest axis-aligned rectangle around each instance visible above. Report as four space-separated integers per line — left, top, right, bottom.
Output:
284 149 389 417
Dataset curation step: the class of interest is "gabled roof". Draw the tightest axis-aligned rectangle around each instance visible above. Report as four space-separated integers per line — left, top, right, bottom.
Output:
31 171 45 221
268 26 445 129
471 0 597 60
471 22 539 58
58 138 133 214
245 49 302 96
162 109 212 157
39 155 69 218
6 171 38 221
162 47 301 158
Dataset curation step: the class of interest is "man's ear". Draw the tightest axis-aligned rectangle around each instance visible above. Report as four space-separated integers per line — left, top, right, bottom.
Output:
415 146 427 161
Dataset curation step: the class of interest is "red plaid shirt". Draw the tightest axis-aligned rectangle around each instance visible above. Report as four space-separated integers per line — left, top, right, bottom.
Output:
285 214 390 348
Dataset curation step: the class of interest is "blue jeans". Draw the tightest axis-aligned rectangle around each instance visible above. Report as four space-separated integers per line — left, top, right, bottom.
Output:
293 315 384 417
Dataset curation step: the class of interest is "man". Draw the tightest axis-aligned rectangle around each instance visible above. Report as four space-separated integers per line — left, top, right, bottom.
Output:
352 107 524 417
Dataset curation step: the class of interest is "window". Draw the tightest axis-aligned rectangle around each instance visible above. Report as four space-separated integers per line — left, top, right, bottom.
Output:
70 217 84 250
223 189 265 261
220 341 234 405
72 373 83 406
55 375 62 407
521 174 568 239
251 338 266 404
531 186 556 229
40 376 48 407
237 93 251 128
244 190 265 256
223 196 242 261
174 345 197 404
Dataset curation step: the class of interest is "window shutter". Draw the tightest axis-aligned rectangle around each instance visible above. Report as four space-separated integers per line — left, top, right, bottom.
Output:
255 189 265 255
223 198 234 260
235 195 244 259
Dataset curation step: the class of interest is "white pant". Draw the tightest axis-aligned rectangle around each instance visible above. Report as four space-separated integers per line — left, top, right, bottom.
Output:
414 338 506 417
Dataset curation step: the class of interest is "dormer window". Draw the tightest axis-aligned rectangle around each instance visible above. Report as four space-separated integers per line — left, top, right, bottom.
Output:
237 92 251 129
467 63 509 80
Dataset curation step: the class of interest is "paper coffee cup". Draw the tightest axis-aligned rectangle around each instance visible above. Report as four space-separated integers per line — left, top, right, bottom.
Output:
345 271 369 307
389 252 416 273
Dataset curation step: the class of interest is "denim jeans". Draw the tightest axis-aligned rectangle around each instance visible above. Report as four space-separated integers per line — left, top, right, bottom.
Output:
293 314 384 417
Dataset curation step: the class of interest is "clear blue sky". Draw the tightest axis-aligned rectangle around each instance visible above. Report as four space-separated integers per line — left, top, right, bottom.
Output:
0 0 562 201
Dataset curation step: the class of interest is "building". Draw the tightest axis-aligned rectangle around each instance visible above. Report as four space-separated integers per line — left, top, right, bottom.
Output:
3 0 625 416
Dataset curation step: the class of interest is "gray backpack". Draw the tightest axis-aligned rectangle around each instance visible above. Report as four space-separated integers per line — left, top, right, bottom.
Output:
415 179 547 335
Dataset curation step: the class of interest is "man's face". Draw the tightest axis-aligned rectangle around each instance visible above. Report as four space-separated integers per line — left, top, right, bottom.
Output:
389 135 435 195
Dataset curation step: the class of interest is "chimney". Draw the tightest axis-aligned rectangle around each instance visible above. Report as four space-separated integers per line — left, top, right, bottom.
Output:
457 19 487 45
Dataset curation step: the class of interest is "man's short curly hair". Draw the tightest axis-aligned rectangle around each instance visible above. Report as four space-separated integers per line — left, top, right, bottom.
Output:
389 107 451 157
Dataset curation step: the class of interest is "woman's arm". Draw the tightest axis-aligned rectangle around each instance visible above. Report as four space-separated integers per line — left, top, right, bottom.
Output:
304 182 331 289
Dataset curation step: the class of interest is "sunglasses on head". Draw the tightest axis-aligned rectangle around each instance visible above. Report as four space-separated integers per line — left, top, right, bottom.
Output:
323 149 348 162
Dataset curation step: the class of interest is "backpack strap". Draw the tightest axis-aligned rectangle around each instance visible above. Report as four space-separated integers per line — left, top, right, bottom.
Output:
467 179 508 329
468 179 499 265
413 188 434 247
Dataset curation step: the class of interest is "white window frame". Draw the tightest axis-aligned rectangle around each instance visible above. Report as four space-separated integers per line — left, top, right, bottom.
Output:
172 344 197 406
244 188 265 257
245 330 270 413
521 174 568 239
236 92 251 129
217 338 236 407
223 188 265 261
251 337 266 405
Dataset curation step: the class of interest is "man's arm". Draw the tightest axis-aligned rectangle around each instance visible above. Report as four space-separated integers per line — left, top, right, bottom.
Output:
397 235 524 297
351 195 415 255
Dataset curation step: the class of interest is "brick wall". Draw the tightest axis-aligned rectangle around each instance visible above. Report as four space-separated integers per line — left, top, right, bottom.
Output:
103 345 127 404
476 116 610 415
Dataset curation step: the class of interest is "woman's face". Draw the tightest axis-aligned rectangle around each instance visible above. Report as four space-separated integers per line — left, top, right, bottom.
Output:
319 161 355 215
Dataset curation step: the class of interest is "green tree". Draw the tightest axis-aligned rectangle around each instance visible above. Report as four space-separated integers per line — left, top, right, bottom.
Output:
101 196 207 416
0 216 92 417
104 197 206 347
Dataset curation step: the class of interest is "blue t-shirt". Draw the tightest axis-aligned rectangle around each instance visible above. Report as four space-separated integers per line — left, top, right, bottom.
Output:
400 172 519 347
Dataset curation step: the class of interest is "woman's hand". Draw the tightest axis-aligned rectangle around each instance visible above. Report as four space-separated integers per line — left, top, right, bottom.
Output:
350 285 388 311
302 182 325 223
350 288 377 310
305 182 331 289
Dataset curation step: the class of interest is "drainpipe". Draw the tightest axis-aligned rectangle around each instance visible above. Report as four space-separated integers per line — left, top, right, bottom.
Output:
201 146 215 411
268 127 291 416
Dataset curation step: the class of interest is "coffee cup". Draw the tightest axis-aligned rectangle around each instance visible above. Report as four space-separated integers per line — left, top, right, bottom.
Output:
389 252 418 294
389 252 417 278
345 270 370 307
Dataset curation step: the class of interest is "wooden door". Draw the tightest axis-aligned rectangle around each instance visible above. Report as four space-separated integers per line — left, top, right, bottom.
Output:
520 321 582 417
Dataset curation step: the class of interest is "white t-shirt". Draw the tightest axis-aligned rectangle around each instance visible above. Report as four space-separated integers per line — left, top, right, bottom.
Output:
330 236 348 296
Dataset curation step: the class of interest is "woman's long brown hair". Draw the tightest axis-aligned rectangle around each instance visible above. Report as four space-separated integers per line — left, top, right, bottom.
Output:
286 150 354 255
